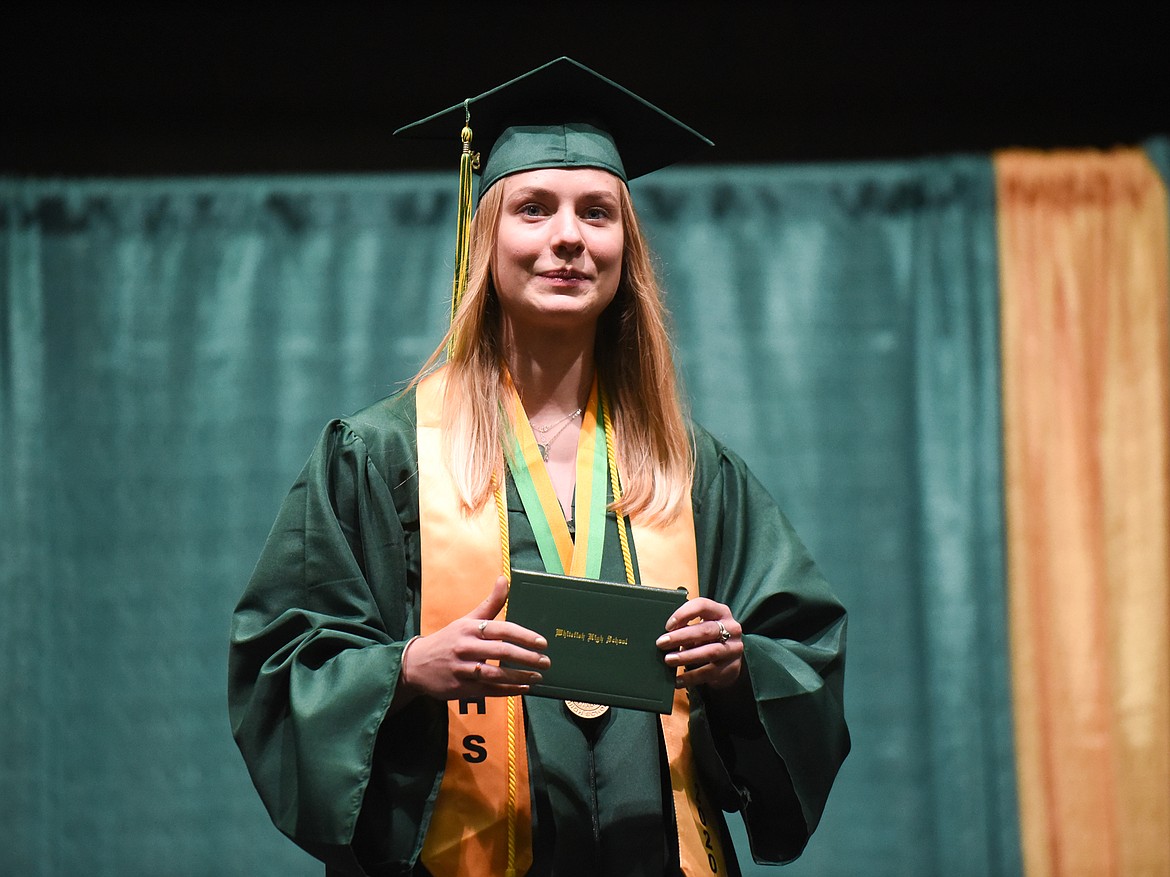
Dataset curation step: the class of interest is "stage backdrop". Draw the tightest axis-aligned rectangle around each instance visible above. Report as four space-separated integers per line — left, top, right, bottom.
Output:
2 139 1166 876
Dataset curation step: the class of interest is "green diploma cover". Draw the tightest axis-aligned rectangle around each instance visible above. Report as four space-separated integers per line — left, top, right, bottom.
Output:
505 569 687 713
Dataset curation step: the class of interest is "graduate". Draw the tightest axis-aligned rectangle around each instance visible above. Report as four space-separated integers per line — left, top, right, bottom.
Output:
229 57 849 877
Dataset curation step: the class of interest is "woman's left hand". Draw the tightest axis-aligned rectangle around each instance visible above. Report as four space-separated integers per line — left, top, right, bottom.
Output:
656 597 744 689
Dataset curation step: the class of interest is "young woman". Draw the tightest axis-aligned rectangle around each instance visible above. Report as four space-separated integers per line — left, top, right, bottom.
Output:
230 58 849 877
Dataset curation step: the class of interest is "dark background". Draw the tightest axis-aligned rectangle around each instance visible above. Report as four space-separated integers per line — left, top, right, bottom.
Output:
2 2 1167 177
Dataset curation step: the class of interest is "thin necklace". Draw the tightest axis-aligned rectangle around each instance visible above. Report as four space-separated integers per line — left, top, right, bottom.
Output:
532 407 582 436
534 410 581 461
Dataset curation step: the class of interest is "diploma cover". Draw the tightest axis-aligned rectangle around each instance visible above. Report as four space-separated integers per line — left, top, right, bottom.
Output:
505 569 686 713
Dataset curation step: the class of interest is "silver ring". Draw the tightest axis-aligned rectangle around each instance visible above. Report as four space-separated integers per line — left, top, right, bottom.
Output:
474 662 483 677
478 619 489 635
716 620 731 643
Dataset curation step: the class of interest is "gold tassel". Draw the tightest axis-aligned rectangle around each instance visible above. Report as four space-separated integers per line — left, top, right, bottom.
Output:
449 101 479 356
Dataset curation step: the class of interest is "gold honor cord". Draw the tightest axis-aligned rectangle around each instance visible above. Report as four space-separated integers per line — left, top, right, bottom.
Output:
417 371 533 877
449 100 480 355
600 390 729 876
600 389 636 586
493 478 521 877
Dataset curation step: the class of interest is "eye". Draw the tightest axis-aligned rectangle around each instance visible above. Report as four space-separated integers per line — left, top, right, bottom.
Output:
519 202 547 217
583 206 611 221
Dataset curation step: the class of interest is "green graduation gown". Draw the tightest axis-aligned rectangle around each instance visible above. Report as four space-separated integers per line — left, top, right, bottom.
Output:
228 387 849 876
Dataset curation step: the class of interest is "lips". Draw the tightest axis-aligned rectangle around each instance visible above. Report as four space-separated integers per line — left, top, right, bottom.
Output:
540 268 590 281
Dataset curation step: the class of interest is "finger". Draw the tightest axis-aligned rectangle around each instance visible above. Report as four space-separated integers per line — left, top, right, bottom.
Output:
451 629 549 664
656 618 741 652
664 597 730 632
473 682 540 697
663 639 743 670
655 623 703 651
469 575 511 622
479 641 552 670
480 619 549 651
460 659 544 688
676 660 741 690
493 665 545 687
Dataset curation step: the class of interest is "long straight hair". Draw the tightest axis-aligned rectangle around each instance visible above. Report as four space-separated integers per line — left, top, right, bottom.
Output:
416 178 693 521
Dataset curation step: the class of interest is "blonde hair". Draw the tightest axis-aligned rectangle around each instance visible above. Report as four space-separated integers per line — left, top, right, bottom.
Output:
416 179 693 521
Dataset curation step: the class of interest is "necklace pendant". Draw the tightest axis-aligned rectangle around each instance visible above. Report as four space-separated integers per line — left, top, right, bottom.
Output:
538 443 549 462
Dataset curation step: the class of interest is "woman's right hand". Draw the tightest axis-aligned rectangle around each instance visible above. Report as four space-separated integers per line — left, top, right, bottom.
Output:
398 575 549 701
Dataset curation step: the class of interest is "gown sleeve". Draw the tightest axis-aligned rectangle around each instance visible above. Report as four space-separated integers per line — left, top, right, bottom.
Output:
686 427 850 865
228 409 447 876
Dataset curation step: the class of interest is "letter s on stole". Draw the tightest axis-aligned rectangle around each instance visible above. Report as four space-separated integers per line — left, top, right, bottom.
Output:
462 734 488 763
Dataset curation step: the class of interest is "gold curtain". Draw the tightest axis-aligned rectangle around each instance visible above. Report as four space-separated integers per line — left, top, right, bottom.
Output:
996 148 1170 877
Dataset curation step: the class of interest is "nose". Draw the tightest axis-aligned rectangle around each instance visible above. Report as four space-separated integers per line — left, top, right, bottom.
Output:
549 207 584 255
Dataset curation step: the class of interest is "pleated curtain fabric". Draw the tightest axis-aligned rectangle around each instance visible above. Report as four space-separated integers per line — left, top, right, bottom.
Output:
636 162 1020 877
1 165 1021 877
7 139 1170 875
996 148 1170 877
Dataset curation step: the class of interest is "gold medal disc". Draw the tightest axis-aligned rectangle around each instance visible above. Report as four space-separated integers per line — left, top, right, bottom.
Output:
565 700 609 720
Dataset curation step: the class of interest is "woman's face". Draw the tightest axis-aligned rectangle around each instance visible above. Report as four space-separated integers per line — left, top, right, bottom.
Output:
492 167 624 337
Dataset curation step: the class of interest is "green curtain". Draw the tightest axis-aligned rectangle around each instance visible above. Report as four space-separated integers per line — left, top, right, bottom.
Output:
0 162 1019 876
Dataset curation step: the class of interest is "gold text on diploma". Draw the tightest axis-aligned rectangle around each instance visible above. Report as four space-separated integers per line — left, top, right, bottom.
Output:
554 628 630 646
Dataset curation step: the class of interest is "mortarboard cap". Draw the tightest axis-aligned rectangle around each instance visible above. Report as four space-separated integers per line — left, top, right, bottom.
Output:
394 56 712 194
394 57 712 338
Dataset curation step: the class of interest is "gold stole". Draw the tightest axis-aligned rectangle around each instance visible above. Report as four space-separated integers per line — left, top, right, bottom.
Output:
415 368 727 876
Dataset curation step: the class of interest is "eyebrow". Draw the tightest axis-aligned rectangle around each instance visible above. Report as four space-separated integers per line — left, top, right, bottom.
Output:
506 186 621 204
